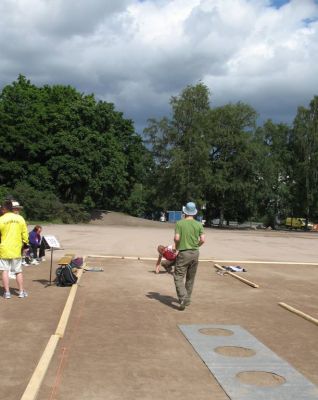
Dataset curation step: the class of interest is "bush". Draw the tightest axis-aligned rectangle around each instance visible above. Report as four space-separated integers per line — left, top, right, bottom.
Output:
2 183 90 224
60 203 90 224
12 183 63 221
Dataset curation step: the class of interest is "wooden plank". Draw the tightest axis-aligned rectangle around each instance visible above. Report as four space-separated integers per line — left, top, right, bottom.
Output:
213 259 318 266
214 263 259 288
55 269 83 338
279 302 318 326
20 335 60 400
57 254 75 265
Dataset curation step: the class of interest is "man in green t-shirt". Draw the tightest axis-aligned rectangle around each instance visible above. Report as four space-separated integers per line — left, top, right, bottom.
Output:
174 202 205 310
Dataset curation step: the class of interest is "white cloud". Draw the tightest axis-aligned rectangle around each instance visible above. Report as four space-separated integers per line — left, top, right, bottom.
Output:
0 0 317 132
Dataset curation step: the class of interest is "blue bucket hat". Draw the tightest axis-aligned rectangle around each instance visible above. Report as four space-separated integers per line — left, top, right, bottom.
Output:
182 202 197 216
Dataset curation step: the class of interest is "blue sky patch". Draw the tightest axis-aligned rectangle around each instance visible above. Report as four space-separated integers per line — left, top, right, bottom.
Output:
270 0 290 9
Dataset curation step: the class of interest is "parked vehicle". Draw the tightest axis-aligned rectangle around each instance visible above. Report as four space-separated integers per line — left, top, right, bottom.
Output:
284 217 313 230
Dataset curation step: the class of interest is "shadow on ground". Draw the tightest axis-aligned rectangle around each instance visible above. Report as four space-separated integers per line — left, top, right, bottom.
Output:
146 291 180 310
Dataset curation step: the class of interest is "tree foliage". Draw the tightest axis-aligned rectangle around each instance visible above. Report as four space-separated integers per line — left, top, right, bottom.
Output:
290 96 318 219
0 75 151 221
1 76 317 225
145 84 318 225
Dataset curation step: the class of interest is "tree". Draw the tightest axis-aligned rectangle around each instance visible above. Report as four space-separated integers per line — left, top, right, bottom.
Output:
144 83 211 211
253 120 292 227
0 75 152 220
205 102 258 225
290 96 318 221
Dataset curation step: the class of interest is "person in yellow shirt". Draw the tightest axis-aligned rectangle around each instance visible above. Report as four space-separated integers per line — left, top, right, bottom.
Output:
0 200 29 299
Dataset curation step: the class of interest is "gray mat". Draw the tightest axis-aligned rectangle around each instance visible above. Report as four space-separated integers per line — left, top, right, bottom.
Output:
179 324 318 400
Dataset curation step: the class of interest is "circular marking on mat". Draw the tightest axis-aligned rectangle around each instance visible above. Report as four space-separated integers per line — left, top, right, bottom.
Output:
236 371 286 387
214 346 256 357
199 328 234 336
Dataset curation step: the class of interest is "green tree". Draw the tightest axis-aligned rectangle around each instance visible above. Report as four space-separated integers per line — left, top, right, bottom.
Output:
205 102 258 225
0 75 151 219
144 83 211 211
290 96 318 221
253 120 293 227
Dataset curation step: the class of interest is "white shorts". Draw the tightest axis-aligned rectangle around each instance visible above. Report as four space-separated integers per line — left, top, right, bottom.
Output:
0 258 23 274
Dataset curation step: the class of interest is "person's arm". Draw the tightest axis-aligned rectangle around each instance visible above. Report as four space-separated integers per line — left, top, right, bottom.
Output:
199 233 205 247
174 232 180 249
155 254 162 273
29 231 35 245
21 220 29 245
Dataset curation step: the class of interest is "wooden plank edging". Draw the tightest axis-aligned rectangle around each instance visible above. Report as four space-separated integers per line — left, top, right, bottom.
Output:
214 263 259 288
278 302 318 326
20 335 60 400
20 257 85 400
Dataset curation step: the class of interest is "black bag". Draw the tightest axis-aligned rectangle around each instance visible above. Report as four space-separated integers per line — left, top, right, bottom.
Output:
56 264 78 286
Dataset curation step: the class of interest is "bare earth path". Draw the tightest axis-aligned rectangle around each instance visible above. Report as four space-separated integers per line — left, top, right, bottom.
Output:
1 214 318 399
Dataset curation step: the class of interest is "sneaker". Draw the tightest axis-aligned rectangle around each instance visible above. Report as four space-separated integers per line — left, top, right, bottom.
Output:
41 257 46 262
31 259 39 265
3 292 11 299
9 272 16 279
179 299 186 311
184 299 191 306
22 260 27 265
18 290 28 298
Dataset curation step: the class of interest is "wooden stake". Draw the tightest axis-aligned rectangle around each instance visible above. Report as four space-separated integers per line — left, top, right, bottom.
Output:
279 302 318 326
214 263 259 288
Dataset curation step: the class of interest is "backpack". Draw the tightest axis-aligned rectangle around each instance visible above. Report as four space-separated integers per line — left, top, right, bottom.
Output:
56 264 78 286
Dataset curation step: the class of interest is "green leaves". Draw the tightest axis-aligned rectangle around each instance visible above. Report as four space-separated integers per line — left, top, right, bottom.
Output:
0 75 150 220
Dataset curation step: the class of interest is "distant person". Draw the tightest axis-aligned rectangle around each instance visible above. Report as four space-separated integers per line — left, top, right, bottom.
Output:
159 212 166 222
0 200 29 299
173 202 205 310
29 225 46 262
155 244 177 274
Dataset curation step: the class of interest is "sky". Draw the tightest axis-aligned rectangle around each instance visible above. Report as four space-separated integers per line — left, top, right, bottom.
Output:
0 0 317 134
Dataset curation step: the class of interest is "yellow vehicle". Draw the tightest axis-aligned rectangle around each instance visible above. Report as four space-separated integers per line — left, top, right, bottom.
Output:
285 217 313 230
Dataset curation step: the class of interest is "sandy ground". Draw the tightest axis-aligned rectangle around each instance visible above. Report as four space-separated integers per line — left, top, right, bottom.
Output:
1 213 318 399
41 212 318 263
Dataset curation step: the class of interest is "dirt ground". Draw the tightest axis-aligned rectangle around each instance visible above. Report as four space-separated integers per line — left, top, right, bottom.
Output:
1 213 318 399
41 212 318 263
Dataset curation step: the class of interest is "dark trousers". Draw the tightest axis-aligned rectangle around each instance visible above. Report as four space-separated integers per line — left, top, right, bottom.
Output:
30 241 46 259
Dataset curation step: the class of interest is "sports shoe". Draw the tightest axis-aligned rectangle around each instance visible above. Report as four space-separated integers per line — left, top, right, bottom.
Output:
9 272 16 279
18 290 28 298
41 257 46 262
3 292 11 299
184 299 191 306
179 299 186 311
31 259 39 265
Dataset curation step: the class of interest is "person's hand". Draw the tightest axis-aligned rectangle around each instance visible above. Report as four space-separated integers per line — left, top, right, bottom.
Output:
155 264 160 274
